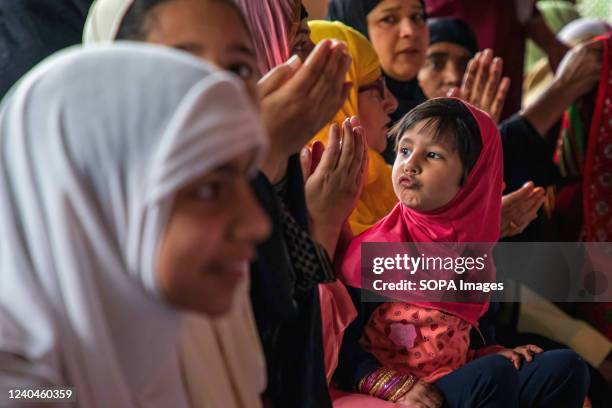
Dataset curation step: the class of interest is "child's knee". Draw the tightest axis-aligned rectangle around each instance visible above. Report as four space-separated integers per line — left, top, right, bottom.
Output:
535 349 590 389
476 355 520 391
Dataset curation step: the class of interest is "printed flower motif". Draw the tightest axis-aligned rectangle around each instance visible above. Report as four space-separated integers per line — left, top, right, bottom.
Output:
389 322 417 348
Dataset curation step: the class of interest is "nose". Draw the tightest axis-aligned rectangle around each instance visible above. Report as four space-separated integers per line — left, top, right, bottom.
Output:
443 62 462 88
398 17 417 38
383 86 399 113
403 151 421 175
232 182 271 244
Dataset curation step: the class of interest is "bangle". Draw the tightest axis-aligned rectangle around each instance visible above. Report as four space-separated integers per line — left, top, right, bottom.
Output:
379 374 405 400
369 370 395 397
389 375 416 402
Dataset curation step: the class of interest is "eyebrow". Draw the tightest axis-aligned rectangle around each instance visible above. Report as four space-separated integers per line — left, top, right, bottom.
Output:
398 134 449 150
173 42 204 54
426 52 450 59
227 44 256 58
171 42 256 59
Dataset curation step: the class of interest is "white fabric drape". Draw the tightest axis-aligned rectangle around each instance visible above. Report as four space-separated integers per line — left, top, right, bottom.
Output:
0 42 267 408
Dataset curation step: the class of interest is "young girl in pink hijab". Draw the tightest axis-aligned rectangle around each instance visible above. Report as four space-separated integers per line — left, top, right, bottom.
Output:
333 98 590 408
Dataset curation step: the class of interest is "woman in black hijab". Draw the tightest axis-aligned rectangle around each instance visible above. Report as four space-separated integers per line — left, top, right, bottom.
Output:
328 0 427 162
0 0 94 97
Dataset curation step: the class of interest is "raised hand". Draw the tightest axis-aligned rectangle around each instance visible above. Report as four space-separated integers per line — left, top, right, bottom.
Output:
448 49 510 123
300 117 368 257
259 40 352 181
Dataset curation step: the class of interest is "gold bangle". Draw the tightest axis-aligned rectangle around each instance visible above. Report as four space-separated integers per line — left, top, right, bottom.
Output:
369 369 395 396
389 375 416 402
385 374 409 400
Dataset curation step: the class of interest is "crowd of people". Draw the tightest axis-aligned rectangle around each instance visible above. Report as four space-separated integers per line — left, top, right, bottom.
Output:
0 0 611 407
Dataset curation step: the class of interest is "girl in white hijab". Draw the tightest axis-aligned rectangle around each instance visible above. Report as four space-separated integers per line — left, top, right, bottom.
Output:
0 42 269 407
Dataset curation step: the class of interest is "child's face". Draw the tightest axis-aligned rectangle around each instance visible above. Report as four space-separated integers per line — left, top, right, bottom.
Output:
392 120 464 212
156 150 271 317
145 0 260 104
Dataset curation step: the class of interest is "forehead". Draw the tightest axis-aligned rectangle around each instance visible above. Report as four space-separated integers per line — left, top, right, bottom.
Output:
149 0 251 41
427 42 472 59
398 119 456 149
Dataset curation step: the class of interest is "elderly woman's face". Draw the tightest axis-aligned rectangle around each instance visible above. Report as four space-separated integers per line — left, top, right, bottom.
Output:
367 0 429 81
144 0 260 104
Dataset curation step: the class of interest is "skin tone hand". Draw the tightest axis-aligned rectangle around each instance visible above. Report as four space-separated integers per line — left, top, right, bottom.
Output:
258 39 353 182
396 380 444 408
500 181 546 238
300 117 368 258
497 344 543 369
448 49 510 123
522 40 603 137
526 12 570 71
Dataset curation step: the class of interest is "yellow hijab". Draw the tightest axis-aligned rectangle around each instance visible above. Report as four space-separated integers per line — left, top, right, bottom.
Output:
308 20 398 235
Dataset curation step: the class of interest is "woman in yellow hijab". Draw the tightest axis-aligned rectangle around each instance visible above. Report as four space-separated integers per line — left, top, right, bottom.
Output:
309 20 399 235
309 20 399 388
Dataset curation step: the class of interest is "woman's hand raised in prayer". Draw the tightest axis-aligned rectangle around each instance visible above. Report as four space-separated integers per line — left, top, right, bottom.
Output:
523 40 603 137
258 39 353 183
448 49 510 124
500 181 546 238
396 380 444 408
300 117 368 258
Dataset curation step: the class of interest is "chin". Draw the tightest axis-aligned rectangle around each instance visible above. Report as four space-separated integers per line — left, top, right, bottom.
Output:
194 298 234 318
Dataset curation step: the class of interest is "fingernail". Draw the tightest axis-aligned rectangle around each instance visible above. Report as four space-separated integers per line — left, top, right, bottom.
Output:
287 54 301 67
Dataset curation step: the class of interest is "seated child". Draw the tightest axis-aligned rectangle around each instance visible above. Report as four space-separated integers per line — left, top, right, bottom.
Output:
334 98 590 408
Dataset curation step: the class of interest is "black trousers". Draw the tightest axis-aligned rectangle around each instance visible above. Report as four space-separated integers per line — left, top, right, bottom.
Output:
435 350 590 408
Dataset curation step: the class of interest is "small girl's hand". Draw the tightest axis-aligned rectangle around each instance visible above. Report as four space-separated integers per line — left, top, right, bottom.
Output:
396 380 443 408
497 344 543 369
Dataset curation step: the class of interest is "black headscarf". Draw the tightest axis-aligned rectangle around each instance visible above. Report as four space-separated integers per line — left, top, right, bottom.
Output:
428 17 478 56
0 0 94 98
326 0 427 163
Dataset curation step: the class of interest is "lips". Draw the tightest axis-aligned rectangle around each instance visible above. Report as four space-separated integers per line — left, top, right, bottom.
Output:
396 47 420 57
217 260 249 283
399 175 421 188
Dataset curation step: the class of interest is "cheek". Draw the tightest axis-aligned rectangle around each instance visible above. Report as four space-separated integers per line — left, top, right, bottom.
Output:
370 29 396 66
417 69 438 97
244 81 260 109
156 211 232 315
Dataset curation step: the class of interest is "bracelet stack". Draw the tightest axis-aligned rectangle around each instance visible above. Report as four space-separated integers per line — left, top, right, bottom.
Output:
357 367 416 402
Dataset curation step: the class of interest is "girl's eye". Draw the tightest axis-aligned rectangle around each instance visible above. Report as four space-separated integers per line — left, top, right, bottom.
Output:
227 63 254 79
193 182 222 200
399 147 412 156
427 152 442 159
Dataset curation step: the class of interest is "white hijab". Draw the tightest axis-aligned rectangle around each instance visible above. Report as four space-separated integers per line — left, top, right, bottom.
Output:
83 2 270 407
0 42 267 407
83 0 134 43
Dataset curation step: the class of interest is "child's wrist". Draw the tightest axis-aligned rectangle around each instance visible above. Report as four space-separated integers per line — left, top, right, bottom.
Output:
357 367 416 402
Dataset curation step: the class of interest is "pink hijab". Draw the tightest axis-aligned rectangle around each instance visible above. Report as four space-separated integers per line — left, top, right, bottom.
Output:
235 0 301 75
339 99 503 326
